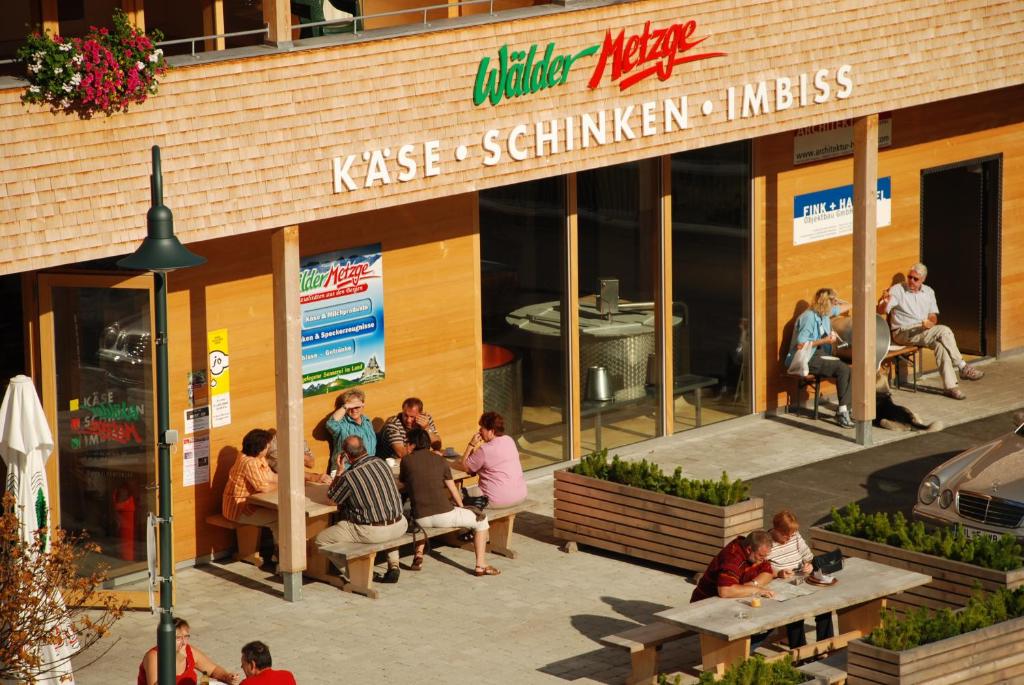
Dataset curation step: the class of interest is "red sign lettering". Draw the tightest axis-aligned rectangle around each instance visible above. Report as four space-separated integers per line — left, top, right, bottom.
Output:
587 20 726 92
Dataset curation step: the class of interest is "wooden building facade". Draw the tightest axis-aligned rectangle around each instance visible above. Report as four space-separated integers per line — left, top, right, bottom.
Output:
1 0 1022 595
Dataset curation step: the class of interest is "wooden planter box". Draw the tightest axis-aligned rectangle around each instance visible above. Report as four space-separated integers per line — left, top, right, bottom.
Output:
553 470 764 572
847 614 1024 684
810 526 1024 612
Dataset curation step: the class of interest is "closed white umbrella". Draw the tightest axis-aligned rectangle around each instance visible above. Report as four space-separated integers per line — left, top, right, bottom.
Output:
0 375 77 685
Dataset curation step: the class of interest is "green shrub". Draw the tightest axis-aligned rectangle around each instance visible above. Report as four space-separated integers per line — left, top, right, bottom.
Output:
828 504 1022 571
570 450 750 506
656 655 805 684
867 585 1024 651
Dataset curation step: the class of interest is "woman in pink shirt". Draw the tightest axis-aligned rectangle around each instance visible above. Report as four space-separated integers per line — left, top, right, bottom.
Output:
457 412 527 507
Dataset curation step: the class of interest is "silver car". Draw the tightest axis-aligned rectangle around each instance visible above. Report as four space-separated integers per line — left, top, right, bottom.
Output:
913 413 1024 541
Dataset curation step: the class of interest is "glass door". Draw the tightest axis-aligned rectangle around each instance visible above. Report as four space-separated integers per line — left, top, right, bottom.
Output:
39 273 158 606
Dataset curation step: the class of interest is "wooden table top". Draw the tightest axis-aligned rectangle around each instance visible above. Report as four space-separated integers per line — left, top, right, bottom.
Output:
655 557 931 642
248 482 336 518
249 456 470 517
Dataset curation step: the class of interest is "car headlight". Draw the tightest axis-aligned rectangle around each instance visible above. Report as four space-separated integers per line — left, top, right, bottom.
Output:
940 489 954 509
919 475 940 505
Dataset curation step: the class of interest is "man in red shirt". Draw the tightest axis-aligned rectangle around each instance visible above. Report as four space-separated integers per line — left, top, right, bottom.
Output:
691 530 776 603
240 641 296 684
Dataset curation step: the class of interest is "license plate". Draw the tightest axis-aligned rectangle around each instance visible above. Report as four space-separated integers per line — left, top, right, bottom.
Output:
964 526 1000 541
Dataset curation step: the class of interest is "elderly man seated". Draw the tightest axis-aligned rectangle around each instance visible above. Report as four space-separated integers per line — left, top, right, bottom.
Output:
315 435 407 584
877 262 984 400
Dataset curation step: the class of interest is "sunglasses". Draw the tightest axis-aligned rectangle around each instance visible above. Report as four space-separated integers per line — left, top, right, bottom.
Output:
907 274 921 282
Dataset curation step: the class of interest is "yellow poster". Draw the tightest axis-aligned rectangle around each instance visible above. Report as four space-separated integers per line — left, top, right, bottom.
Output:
207 328 232 427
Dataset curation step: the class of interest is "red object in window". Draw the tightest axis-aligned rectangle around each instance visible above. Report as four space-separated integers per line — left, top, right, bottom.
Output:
112 488 136 561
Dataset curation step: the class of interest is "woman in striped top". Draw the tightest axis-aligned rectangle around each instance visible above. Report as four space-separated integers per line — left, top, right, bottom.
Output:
767 510 834 650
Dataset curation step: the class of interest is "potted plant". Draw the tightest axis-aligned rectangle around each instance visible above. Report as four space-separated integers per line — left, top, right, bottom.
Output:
847 586 1024 684
554 450 763 572
17 8 168 118
810 504 1024 612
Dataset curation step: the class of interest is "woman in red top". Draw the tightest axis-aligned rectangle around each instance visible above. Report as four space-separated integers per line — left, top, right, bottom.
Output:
137 617 241 685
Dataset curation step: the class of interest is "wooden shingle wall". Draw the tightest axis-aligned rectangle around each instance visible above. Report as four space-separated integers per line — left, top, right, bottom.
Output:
755 87 1024 411
1 0 1022 275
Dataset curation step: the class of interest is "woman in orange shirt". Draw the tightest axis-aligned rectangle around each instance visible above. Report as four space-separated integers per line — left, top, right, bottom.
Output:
221 429 278 541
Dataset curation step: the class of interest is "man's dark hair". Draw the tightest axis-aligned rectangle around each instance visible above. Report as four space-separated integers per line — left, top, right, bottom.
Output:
407 428 432 450
402 397 424 412
242 429 273 458
241 641 272 670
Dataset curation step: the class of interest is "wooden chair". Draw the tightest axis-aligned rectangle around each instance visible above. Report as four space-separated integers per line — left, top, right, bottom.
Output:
790 374 822 419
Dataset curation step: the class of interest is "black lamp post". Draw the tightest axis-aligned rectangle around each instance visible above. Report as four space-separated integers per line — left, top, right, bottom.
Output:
118 145 205 685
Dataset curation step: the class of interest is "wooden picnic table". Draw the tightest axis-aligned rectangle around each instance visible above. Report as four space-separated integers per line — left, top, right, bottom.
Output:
654 557 931 676
247 457 471 584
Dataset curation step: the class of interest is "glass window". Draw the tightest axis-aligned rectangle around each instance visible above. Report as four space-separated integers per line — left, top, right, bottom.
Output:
52 286 155 581
671 141 752 431
577 158 661 452
480 177 568 469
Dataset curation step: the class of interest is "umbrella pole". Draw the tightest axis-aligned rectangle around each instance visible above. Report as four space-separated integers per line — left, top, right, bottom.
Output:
155 271 176 685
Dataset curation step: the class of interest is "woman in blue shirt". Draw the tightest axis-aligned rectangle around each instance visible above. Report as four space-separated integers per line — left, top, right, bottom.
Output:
785 288 854 428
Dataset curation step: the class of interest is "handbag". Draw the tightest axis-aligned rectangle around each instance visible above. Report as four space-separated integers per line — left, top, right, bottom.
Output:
461 487 488 510
812 548 843 575
787 343 814 377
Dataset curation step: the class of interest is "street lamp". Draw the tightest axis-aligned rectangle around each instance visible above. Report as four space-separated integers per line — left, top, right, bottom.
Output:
118 145 205 685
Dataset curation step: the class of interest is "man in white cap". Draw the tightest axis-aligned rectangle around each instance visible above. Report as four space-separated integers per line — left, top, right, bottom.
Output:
325 389 376 472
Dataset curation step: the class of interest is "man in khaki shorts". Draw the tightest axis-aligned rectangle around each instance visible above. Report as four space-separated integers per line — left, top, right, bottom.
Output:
877 262 984 400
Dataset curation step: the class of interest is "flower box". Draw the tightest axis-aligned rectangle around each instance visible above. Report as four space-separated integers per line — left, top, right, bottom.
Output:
554 470 764 572
847 614 1024 684
810 525 1024 612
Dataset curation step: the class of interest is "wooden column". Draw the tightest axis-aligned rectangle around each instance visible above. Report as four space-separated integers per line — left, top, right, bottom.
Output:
656 155 674 436
41 0 58 35
565 174 581 459
271 225 306 601
202 0 226 51
852 114 879 445
263 0 292 46
121 0 145 31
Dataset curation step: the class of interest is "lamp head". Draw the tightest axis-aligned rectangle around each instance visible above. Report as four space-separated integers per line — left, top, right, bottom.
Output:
118 146 206 273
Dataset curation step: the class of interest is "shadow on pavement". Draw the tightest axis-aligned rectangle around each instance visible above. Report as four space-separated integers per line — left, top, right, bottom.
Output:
193 561 286 599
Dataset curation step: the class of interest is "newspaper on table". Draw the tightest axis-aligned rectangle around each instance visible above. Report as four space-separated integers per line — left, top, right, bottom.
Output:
767 578 816 602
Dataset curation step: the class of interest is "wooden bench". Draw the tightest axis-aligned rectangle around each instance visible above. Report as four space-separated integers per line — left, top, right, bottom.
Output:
601 622 694 685
882 344 920 391
788 373 823 419
797 660 847 684
318 502 527 599
205 514 263 566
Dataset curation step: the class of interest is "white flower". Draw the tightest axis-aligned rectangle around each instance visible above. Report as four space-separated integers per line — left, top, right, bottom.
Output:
34 51 44 61
28 85 40 94
59 98 70 108
27 62 40 74
136 61 145 71
53 66 61 75
155 48 163 57
71 54 83 66
70 72 81 86
62 83 72 92
59 42 73 52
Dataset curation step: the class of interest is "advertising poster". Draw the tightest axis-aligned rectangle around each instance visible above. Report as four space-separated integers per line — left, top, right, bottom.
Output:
793 177 891 246
793 113 893 165
207 328 232 427
182 435 210 487
300 244 385 398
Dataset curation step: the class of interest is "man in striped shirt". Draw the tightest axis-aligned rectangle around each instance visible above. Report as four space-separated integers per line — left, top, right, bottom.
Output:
315 435 407 584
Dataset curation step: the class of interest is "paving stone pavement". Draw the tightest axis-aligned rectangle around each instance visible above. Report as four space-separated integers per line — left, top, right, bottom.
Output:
76 353 1024 683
